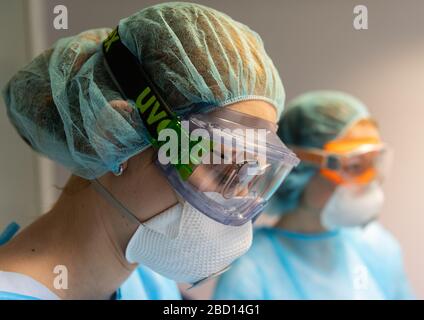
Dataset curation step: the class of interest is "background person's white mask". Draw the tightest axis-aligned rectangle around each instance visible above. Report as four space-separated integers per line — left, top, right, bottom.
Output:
125 201 252 284
320 181 385 230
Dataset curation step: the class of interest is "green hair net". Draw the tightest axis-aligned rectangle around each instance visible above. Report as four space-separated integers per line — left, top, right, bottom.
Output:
3 2 284 179
266 90 370 215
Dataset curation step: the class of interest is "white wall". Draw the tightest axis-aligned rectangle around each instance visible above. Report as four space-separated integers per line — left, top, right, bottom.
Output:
5 0 423 298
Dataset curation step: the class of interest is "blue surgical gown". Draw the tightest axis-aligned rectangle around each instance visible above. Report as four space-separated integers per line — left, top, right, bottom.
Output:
0 222 181 300
214 223 413 300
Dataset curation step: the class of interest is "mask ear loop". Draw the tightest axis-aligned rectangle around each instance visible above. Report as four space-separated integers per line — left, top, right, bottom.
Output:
91 179 144 226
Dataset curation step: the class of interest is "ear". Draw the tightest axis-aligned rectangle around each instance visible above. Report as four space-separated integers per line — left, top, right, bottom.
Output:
113 161 129 176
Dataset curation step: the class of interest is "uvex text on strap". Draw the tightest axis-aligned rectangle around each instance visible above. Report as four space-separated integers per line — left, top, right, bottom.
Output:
102 27 211 180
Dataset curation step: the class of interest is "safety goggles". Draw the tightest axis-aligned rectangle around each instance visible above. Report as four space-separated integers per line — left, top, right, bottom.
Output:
157 108 300 225
102 27 300 226
290 139 392 185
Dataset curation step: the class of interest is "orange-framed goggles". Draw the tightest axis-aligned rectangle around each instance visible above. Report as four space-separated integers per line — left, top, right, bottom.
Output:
290 138 392 185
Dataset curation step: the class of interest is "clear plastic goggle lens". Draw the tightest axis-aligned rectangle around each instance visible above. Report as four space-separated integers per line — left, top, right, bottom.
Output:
156 109 299 226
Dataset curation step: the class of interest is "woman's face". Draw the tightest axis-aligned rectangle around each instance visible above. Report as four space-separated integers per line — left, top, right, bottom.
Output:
101 100 277 224
301 119 381 212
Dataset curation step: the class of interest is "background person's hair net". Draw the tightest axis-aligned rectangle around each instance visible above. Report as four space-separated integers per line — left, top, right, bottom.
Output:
266 91 370 216
2 2 285 179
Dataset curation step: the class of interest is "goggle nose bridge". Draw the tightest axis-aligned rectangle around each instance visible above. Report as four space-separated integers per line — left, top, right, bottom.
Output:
326 155 342 171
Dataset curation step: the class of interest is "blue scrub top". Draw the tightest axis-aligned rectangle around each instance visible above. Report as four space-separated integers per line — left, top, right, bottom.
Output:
214 222 414 300
0 222 181 300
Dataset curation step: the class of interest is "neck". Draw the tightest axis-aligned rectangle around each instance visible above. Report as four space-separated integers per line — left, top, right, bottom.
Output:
276 204 327 234
0 180 138 299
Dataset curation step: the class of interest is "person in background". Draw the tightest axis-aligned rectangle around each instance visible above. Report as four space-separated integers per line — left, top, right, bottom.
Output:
214 91 414 300
0 2 297 299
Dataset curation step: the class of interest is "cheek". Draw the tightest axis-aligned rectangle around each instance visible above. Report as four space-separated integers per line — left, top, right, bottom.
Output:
112 151 179 222
132 164 179 220
303 174 336 209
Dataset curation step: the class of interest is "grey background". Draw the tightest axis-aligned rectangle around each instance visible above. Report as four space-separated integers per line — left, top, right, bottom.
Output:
0 1 40 231
1 0 423 298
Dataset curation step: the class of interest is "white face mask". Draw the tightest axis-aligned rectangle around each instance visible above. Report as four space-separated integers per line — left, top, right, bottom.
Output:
320 181 384 230
125 201 252 284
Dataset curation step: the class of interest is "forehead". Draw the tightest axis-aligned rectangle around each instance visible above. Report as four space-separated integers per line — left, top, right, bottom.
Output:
337 118 380 141
324 119 381 153
225 100 277 123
